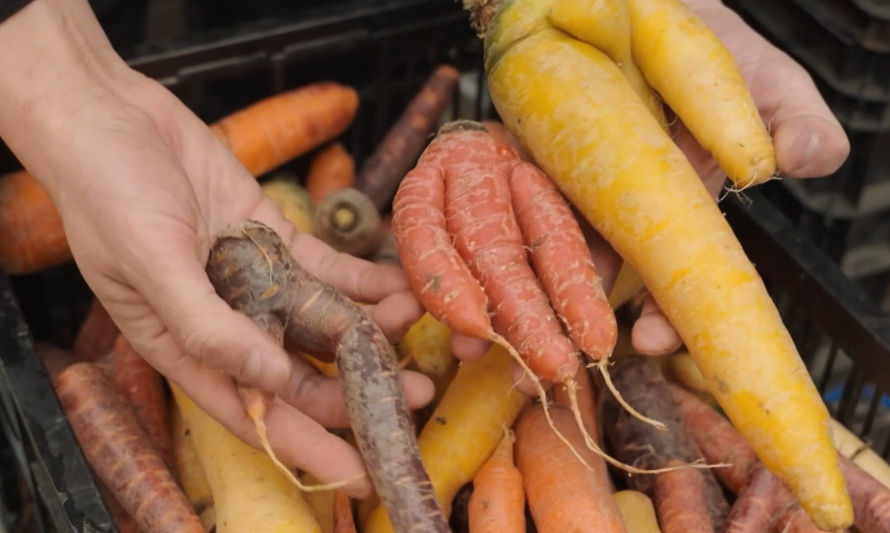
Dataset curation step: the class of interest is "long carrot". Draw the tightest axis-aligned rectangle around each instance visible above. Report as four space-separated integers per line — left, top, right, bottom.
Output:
515 404 628 533
721 464 782 533
654 461 715 533
333 490 358 533
107 334 173 469
211 82 358 177
99 483 140 533
53 362 203 533
206 221 449 533
467 429 526 533
0 169 69 274
473 0 850 526
355 65 460 211
71 298 119 361
306 142 356 203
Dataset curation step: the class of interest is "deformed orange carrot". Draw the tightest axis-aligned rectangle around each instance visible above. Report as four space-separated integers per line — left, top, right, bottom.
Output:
306 142 355 203
468 429 525 533
211 82 358 177
53 362 203 533
515 404 627 533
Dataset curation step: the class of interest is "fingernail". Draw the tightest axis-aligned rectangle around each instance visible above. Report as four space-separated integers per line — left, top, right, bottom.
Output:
240 351 264 383
241 350 288 385
790 132 819 175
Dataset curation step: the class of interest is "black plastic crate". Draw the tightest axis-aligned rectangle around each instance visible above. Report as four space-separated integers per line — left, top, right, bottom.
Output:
4 1 890 532
790 0 890 53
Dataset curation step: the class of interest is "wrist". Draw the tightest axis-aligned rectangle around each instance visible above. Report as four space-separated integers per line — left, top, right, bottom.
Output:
0 0 137 188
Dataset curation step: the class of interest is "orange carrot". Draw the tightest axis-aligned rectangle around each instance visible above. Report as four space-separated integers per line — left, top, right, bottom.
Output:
668 383 757 493
840 455 890 533
515 404 627 533
721 464 781 533
99 484 140 533
0 170 70 274
72 298 119 361
654 461 715 533
467 430 525 533
441 123 578 383
211 82 358 177
333 489 358 533
107 334 173 469
53 362 203 533
509 160 617 363
481 120 530 161
356 65 460 211
306 142 356 203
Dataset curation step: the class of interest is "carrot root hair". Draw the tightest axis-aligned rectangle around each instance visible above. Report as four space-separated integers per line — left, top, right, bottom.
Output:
591 356 667 430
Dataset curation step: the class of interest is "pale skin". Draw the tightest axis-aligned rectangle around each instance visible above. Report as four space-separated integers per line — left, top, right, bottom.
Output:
0 0 848 497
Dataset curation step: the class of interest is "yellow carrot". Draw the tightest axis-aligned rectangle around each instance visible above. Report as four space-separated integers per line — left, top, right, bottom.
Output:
608 262 645 310
626 0 776 188
614 490 661 533
170 384 322 533
363 345 526 532
170 406 214 531
399 313 458 401
469 1 852 528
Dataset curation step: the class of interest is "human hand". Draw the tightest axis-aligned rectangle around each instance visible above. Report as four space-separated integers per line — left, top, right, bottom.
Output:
0 0 431 498
626 0 850 356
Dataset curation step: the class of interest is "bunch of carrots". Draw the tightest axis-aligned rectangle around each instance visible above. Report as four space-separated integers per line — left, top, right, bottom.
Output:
11 0 890 530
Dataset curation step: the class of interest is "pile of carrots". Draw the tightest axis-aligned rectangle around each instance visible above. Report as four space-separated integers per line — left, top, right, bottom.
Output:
8 0 890 531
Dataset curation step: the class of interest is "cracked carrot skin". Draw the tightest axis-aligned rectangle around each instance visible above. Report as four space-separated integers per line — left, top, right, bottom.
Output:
479 0 851 527
54 362 203 533
509 160 616 361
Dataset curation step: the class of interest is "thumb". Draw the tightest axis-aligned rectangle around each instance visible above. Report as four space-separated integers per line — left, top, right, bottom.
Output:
135 234 292 393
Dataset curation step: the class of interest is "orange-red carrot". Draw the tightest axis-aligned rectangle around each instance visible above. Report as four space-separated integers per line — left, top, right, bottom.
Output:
443 124 577 383
356 65 460 211
72 298 119 361
840 455 890 533
211 82 358 177
0 170 70 274
100 483 140 533
306 142 356 203
467 430 525 533
53 362 203 533
481 120 531 161
509 160 617 362
654 461 715 533
515 404 627 533
107 335 173 469
333 489 358 533
668 383 757 493
721 464 781 533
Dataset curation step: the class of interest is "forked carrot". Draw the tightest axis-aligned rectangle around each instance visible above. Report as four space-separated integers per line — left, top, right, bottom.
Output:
71 298 119 361
53 362 203 533
211 82 359 177
467 429 525 533
515 404 627 533
306 142 356 203
355 65 460 210
481 120 531 161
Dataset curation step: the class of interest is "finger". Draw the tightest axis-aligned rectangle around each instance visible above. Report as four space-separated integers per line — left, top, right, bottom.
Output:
631 294 683 356
158 340 373 497
450 334 491 362
130 229 292 393
687 1 849 178
279 364 435 427
363 290 425 343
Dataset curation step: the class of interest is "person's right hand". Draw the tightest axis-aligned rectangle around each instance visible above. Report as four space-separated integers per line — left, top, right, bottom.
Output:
0 0 433 498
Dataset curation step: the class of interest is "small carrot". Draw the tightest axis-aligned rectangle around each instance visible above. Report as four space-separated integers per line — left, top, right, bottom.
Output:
0 169 70 274
107 334 173 469
468 429 525 533
515 404 628 533
307 142 356 203
313 187 384 257
211 82 359 177
654 461 715 533
333 490 358 533
355 65 460 211
71 298 120 361
206 221 449 533
53 362 203 533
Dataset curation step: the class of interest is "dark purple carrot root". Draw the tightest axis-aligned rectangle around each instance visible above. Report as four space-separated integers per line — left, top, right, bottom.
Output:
598 354 729 531
205 220 450 533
